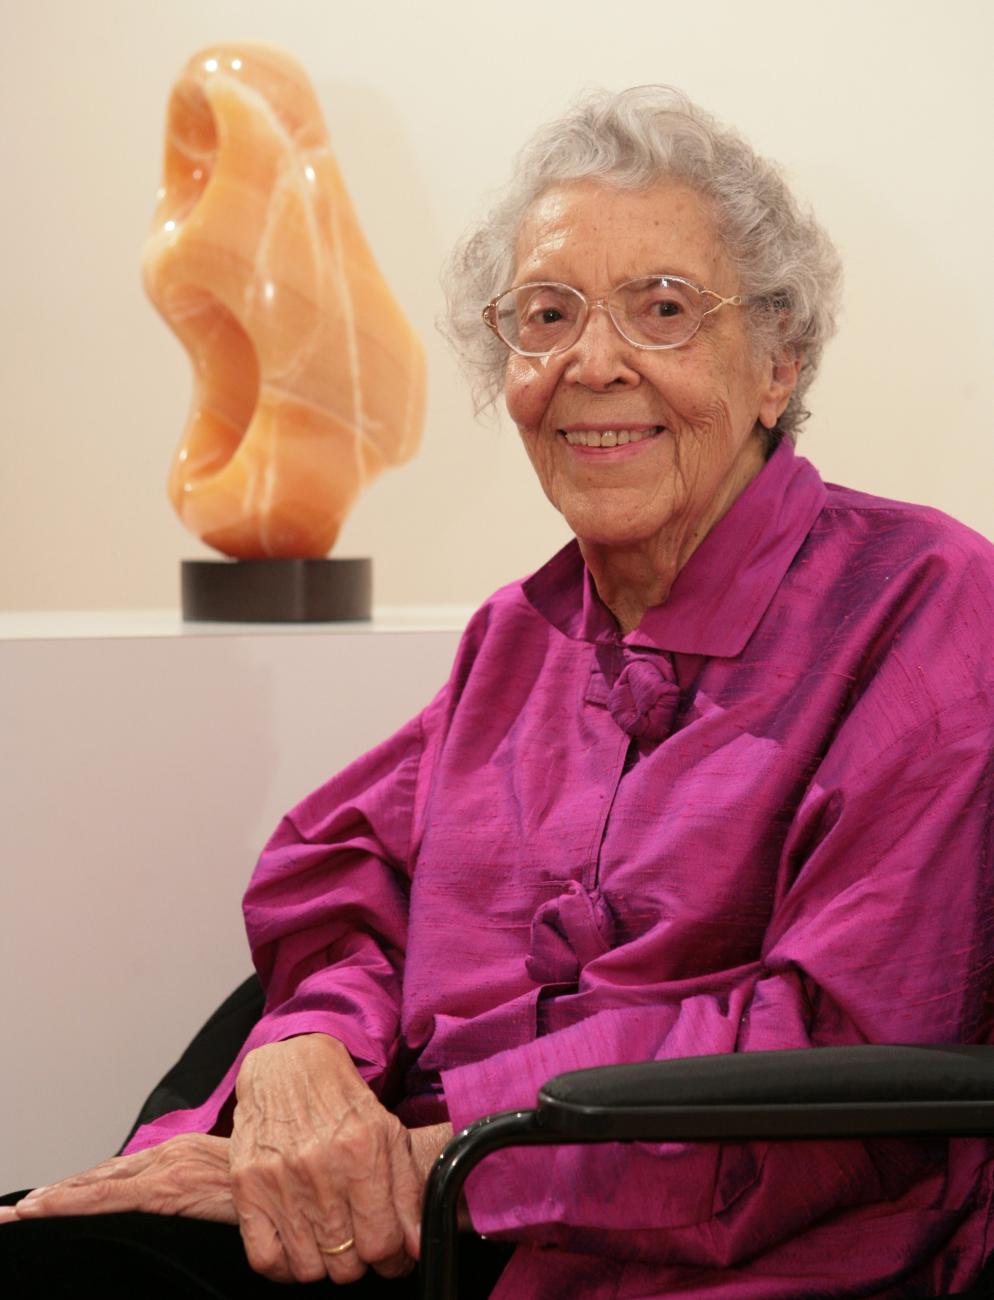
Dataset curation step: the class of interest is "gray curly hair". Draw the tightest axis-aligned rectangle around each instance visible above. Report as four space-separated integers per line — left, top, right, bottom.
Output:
442 86 842 443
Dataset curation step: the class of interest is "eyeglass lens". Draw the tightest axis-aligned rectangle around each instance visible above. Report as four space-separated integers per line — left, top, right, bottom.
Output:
494 277 705 355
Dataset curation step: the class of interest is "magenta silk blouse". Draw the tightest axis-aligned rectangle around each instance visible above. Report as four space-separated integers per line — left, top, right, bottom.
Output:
127 444 994 1297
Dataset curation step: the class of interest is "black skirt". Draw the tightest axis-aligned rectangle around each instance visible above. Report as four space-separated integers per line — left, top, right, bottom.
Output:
0 1190 513 1299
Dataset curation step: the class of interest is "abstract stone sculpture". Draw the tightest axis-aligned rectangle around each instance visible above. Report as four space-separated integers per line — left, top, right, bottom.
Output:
144 44 425 560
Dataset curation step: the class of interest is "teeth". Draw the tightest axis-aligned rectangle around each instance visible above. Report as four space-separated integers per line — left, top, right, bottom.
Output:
562 428 660 447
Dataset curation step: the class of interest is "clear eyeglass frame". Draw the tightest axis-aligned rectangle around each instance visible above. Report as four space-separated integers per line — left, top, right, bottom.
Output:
482 273 756 358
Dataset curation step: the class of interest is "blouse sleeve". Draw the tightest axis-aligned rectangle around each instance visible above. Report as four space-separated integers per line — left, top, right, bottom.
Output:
240 709 426 1084
441 689 994 1267
123 696 440 1155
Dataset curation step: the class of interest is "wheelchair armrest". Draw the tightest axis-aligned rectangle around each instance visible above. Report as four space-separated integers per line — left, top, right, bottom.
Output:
538 1043 994 1140
420 1045 994 1300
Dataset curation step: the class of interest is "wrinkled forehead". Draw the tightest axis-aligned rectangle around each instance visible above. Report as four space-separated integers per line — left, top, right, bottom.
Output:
511 178 732 292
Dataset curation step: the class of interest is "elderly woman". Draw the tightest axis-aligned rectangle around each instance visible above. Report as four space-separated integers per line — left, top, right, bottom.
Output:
3 87 994 1299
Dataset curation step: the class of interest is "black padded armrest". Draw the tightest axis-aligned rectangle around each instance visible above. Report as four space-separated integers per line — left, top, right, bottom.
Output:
538 1045 994 1141
421 1045 994 1298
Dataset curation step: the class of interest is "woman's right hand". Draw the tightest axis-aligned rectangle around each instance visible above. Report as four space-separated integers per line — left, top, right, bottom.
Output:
0 1133 236 1225
229 1033 422 1285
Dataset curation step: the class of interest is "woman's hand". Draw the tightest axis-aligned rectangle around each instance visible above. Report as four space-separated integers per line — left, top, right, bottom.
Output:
229 1033 426 1285
0 1134 235 1226
0 1040 463 1277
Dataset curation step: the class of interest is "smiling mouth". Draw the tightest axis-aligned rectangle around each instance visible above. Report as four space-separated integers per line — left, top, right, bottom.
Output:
559 426 664 448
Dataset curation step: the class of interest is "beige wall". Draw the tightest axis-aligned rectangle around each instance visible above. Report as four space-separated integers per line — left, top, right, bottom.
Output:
3 0 992 612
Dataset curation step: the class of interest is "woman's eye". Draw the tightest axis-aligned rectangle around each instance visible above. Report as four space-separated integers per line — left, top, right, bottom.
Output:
649 297 683 317
511 288 579 345
522 300 575 333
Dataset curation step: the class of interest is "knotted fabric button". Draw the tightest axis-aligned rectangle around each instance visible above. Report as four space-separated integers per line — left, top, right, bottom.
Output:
525 882 616 986
606 656 681 740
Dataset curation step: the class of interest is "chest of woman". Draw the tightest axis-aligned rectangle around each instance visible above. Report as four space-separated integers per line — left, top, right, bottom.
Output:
401 635 848 1061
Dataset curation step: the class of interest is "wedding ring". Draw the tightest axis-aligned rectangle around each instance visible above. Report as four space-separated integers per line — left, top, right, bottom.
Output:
319 1236 356 1256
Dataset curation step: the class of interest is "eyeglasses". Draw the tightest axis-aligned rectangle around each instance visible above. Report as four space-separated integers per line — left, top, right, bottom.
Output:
482 274 753 357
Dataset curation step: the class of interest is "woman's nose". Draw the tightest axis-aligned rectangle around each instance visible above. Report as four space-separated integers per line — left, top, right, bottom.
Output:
563 303 640 390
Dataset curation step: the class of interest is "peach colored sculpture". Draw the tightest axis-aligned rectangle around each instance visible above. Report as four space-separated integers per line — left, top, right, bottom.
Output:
144 44 425 559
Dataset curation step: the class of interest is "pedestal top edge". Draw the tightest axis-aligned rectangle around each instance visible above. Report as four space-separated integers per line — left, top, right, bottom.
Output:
0 606 475 642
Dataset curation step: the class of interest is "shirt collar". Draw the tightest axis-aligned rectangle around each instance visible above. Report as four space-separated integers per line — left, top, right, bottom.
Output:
522 441 827 658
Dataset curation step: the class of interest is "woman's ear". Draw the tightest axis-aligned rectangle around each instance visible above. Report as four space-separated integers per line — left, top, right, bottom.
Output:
757 349 802 431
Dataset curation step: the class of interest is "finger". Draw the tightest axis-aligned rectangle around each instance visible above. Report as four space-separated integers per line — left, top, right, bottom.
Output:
0 1206 21 1225
269 1203 338 1284
236 1205 296 1285
314 1232 369 1285
389 1133 425 1262
232 1158 329 1284
292 1164 368 1284
291 1163 365 1285
287 1183 369 1285
13 1174 140 1218
15 1140 237 1226
346 1138 415 1278
12 1148 156 1217
233 1134 369 1284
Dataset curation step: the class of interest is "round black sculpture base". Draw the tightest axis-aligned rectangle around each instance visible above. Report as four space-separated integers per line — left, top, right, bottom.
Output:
181 558 372 623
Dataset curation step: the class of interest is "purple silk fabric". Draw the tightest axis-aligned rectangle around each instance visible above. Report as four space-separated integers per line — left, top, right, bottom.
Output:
127 444 994 1296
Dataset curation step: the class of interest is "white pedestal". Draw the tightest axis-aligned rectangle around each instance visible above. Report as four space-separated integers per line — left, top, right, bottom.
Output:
0 610 466 1190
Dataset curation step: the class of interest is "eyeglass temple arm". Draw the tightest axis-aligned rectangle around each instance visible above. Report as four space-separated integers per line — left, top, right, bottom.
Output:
700 288 746 317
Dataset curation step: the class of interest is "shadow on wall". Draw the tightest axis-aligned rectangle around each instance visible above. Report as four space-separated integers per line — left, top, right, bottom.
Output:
315 75 444 353
801 159 990 531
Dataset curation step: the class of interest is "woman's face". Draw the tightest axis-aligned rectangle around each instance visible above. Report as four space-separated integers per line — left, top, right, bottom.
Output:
504 180 798 556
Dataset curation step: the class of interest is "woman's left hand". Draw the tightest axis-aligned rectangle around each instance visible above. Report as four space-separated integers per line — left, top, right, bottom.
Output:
229 1034 430 1285
0 1133 236 1226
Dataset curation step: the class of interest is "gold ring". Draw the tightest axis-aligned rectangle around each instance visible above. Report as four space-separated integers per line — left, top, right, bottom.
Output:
319 1237 356 1256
